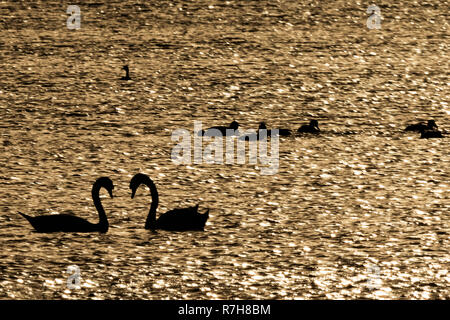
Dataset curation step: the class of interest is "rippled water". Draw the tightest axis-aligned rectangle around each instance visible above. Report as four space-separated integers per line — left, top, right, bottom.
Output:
0 1 449 299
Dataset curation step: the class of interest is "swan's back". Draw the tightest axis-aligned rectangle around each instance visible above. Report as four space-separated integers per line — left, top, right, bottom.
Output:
156 207 208 231
18 212 106 233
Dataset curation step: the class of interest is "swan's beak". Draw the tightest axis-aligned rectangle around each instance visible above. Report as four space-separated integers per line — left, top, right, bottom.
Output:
131 188 136 199
108 189 114 198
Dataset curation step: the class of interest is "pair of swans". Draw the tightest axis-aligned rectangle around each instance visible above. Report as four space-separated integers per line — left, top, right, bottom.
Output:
19 174 209 233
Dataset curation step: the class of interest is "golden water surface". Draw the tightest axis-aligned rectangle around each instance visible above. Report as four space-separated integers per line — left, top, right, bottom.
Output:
0 1 449 299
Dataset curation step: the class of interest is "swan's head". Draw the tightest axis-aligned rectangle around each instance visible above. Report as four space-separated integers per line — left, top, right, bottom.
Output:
130 173 149 199
123 65 129 72
230 121 239 130
97 177 114 198
258 122 267 130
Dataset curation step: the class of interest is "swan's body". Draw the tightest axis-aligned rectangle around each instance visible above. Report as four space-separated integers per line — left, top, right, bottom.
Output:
19 177 114 233
199 121 239 136
130 173 208 231
297 120 320 133
121 65 131 80
405 120 438 132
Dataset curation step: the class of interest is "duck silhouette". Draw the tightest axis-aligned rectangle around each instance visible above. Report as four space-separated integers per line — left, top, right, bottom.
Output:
405 120 438 132
297 120 320 133
130 173 209 231
18 177 114 233
120 65 131 80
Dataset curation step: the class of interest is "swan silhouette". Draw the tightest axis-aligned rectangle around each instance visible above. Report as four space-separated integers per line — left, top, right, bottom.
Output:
129 173 209 231
298 120 320 134
199 121 239 136
405 120 438 132
121 65 131 80
18 177 114 233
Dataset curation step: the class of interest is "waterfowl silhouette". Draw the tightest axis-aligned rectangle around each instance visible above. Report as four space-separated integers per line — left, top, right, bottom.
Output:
405 120 438 132
200 121 239 136
130 173 209 231
18 177 114 233
297 120 320 133
120 65 131 80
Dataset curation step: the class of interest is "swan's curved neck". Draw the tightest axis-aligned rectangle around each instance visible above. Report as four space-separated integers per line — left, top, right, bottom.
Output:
144 178 159 230
92 183 108 231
